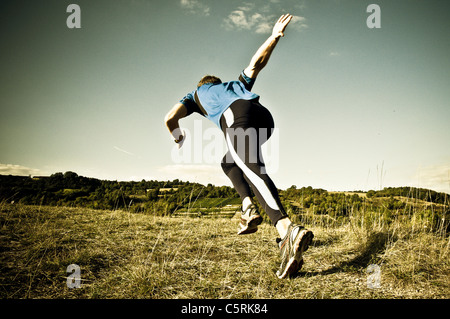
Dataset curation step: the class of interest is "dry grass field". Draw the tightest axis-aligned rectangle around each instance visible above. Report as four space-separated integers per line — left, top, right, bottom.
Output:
0 202 448 299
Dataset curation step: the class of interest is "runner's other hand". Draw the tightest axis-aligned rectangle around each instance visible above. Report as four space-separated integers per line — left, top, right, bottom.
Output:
174 129 186 149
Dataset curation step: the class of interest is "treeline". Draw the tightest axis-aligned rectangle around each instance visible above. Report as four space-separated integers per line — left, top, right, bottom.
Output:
0 172 449 218
282 185 448 212
366 187 448 204
278 185 449 234
0 172 238 214
281 186 364 216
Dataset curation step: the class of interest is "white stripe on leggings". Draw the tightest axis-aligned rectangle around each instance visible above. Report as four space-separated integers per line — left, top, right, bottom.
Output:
223 108 280 211
223 107 234 126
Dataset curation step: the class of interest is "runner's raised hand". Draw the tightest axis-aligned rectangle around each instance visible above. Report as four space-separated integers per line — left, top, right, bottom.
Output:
272 14 293 38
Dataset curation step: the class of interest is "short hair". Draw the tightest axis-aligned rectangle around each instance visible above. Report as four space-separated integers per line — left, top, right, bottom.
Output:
197 75 222 87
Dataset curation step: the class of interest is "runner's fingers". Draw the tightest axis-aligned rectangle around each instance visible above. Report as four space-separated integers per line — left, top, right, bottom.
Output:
277 14 292 30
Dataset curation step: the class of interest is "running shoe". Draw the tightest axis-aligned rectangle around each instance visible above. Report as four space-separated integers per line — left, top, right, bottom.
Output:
237 204 263 235
276 223 314 279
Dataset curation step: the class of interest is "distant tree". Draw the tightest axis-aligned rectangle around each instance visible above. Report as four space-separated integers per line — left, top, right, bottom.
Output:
367 190 375 198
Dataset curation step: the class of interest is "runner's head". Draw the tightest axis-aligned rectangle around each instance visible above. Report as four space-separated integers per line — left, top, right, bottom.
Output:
197 75 222 87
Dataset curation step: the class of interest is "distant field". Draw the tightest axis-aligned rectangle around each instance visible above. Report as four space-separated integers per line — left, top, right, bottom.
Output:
0 203 448 299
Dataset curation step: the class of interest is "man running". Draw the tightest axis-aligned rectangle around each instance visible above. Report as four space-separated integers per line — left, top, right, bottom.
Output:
164 14 313 278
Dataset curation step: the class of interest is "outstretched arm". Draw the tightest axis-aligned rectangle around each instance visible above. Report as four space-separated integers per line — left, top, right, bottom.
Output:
244 14 293 79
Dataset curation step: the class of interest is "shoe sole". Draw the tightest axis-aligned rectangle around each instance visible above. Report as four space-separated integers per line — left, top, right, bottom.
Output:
277 229 314 279
237 215 263 235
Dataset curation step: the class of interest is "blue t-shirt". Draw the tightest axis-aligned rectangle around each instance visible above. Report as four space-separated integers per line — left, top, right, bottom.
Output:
179 71 259 128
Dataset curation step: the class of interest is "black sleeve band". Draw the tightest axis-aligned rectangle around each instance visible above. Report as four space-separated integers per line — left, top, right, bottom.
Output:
238 73 254 91
182 98 203 116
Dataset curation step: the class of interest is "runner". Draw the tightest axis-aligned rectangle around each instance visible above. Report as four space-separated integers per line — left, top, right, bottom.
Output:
164 14 313 278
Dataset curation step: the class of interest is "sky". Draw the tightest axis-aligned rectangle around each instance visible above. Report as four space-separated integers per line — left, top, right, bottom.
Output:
1 0 449 194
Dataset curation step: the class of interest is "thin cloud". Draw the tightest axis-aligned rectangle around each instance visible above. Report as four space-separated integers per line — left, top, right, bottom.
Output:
411 163 450 194
0 163 44 176
223 5 307 34
223 10 268 33
113 146 136 157
180 0 210 16
290 15 308 31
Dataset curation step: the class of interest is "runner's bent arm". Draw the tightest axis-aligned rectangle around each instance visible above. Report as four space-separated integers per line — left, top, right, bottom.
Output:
165 102 187 144
244 14 293 79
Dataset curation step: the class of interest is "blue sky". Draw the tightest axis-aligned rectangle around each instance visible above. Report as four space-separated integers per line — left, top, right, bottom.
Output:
1 0 449 193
